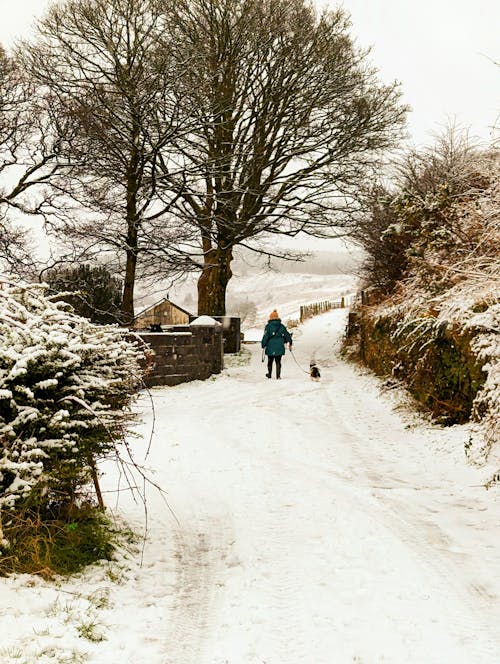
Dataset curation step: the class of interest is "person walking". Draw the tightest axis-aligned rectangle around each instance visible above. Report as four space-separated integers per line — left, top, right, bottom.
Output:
261 309 293 379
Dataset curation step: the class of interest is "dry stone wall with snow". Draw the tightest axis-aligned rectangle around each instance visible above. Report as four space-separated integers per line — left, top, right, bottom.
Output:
138 323 224 387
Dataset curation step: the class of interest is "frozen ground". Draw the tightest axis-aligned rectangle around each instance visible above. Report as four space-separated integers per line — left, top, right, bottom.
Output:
1 306 500 664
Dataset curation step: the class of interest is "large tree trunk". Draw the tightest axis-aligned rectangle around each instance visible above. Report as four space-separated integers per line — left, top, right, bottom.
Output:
197 247 233 316
121 147 140 325
121 210 138 324
121 245 137 325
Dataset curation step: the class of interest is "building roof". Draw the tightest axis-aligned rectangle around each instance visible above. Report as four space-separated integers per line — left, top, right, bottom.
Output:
133 297 193 320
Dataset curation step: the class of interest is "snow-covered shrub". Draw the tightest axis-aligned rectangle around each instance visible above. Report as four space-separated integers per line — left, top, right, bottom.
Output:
349 139 499 468
0 280 144 519
352 131 495 294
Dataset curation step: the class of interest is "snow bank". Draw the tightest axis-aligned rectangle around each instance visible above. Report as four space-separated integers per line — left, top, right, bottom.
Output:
190 315 221 327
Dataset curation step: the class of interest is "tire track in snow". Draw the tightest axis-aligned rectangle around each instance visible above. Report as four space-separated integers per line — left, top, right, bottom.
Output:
372 493 500 663
162 517 235 664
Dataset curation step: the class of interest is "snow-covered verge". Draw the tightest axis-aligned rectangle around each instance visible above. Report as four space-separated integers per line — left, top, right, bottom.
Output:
358 277 500 474
1 301 500 663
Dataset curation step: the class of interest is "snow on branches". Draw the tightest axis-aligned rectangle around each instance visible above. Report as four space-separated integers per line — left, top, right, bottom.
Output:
0 279 144 516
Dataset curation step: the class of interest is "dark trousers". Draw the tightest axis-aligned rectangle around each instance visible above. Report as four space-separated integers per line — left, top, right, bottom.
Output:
267 355 282 378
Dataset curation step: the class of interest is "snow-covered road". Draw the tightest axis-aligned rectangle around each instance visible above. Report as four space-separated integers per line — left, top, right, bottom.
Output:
2 308 500 664
126 309 500 664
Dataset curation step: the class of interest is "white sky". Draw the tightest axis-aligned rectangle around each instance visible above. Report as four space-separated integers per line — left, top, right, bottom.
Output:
335 0 500 146
0 0 498 145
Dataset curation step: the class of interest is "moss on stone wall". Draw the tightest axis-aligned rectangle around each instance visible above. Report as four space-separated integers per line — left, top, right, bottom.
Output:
356 309 486 424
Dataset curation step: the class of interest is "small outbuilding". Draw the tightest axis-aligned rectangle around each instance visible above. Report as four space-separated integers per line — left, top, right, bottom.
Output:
132 296 241 354
132 297 192 330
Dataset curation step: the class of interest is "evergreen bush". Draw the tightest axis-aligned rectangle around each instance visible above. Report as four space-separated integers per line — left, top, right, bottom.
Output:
0 280 144 571
44 264 124 325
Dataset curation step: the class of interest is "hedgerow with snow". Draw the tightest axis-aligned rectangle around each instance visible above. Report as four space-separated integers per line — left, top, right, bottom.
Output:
0 280 144 541
350 136 499 474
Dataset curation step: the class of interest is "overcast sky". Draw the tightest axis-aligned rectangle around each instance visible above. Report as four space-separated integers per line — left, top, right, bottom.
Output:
0 0 498 146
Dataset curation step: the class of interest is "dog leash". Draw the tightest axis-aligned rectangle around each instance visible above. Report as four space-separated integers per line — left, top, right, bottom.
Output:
262 345 309 374
289 348 310 374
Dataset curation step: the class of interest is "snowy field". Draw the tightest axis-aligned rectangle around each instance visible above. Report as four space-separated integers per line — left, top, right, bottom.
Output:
1 292 500 663
227 271 357 326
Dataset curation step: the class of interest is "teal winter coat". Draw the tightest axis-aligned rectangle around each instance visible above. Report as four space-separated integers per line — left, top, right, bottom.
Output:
261 318 292 357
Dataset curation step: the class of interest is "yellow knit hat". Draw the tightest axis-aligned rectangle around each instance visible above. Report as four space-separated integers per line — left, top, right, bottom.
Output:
269 309 279 320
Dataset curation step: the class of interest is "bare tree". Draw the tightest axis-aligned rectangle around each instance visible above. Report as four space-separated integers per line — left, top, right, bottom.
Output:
349 183 410 292
0 45 62 276
157 0 407 314
20 0 406 318
22 0 195 322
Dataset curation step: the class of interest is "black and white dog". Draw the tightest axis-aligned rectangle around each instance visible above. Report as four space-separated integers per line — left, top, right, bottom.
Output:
309 361 321 381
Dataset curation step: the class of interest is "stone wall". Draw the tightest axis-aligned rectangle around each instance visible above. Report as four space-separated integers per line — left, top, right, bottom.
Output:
344 306 486 424
189 315 241 353
137 323 224 387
